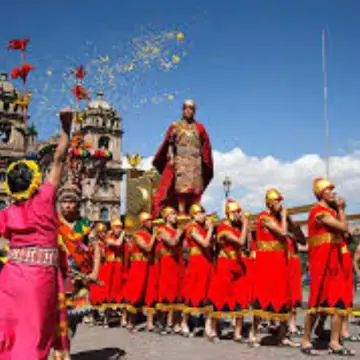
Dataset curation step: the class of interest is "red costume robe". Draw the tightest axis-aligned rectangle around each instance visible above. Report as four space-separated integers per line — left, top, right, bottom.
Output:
207 222 250 318
156 225 185 311
143 237 160 314
152 120 213 217
121 231 151 314
288 239 303 309
252 212 291 320
102 232 127 309
181 222 213 314
89 241 109 310
307 204 352 315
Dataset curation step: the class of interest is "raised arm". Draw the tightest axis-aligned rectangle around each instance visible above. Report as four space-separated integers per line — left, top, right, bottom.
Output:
222 216 249 246
47 108 73 188
106 231 125 247
158 228 183 247
134 233 156 253
260 209 287 240
190 221 214 249
317 199 348 234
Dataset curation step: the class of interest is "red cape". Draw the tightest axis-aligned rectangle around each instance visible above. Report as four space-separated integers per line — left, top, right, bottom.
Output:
152 120 213 217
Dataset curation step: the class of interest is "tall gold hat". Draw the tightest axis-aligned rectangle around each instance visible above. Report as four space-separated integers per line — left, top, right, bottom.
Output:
225 199 241 215
161 206 176 219
265 188 283 205
139 212 153 224
110 217 123 229
313 178 335 197
189 203 205 217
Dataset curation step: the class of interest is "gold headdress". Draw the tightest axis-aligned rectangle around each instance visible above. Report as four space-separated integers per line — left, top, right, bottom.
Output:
161 206 176 220
95 222 107 233
139 212 153 225
111 217 123 229
4 159 42 201
265 189 283 205
189 203 205 217
225 199 241 215
313 178 335 197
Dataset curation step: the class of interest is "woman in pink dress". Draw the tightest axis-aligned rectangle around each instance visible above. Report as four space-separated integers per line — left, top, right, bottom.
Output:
0 108 72 360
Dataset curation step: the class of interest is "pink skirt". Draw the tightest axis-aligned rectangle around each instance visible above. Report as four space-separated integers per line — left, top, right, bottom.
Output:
0 261 58 360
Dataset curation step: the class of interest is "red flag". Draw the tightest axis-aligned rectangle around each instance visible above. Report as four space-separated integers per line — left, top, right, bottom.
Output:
7 38 30 51
10 64 34 82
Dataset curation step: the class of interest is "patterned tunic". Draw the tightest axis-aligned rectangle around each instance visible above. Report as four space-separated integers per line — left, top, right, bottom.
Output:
171 120 203 195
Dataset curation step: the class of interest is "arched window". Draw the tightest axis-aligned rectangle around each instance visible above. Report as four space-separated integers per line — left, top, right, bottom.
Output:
98 136 110 150
100 207 109 221
0 200 6 210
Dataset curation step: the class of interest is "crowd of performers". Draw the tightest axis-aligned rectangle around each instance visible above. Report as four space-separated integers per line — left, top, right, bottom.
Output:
0 107 359 360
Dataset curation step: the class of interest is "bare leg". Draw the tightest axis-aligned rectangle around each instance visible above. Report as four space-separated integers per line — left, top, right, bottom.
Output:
173 311 182 332
341 315 351 338
302 313 316 347
204 314 213 337
249 316 261 347
121 309 127 327
181 313 190 335
147 312 155 331
234 317 243 340
329 314 343 350
290 310 297 333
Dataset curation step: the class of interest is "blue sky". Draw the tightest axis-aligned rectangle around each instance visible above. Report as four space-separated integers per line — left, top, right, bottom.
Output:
1 0 360 163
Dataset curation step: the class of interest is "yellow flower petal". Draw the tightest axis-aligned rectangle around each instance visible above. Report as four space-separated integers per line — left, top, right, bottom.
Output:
176 32 185 41
172 55 180 64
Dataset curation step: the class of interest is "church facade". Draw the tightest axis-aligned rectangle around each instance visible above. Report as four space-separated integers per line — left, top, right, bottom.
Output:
0 72 124 222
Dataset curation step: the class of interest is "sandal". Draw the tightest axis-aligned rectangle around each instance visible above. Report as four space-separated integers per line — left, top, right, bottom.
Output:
281 337 300 348
328 346 355 356
301 346 319 356
233 336 245 343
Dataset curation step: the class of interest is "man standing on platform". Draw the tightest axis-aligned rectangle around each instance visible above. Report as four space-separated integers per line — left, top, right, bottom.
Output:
152 100 214 216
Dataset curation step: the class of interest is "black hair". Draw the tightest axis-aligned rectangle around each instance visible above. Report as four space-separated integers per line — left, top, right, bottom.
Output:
6 163 33 194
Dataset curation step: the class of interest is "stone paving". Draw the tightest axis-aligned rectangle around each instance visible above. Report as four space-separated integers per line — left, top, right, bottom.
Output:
71 315 360 360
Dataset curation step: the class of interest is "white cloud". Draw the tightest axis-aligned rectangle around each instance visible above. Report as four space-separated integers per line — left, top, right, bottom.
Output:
122 148 360 216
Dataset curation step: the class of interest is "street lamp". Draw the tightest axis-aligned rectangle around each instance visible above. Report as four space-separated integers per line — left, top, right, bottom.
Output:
223 176 232 199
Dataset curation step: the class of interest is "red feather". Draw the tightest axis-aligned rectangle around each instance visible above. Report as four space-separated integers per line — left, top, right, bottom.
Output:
71 65 87 80
71 85 91 101
7 38 30 51
10 64 34 82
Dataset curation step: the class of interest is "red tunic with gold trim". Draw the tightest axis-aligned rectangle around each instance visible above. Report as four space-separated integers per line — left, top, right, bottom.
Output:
181 222 213 313
121 231 151 313
89 241 109 310
157 225 185 310
207 222 250 318
143 238 160 313
288 239 302 309
252 211 291 320
103 232 127 309
307 204 351 314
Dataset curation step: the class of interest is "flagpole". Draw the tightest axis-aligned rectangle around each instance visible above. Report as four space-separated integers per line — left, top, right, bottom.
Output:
322 29 330 179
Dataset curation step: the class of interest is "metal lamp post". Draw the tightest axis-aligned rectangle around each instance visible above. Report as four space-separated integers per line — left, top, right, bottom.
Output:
223 176 232 199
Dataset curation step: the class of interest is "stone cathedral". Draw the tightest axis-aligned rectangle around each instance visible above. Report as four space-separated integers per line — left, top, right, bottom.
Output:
0 72 123 222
